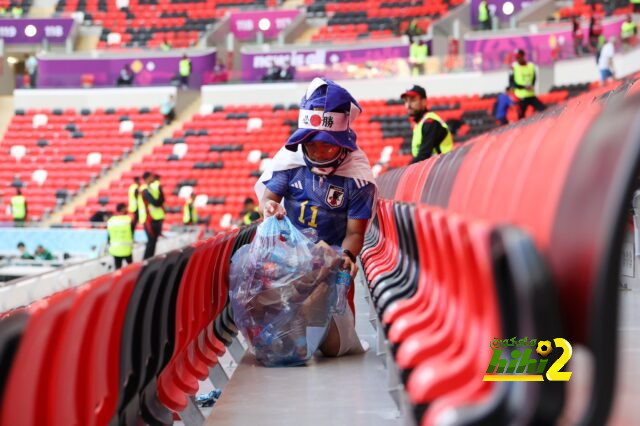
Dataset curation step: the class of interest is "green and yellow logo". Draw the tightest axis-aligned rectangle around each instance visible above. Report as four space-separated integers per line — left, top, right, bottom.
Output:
483 337 572 382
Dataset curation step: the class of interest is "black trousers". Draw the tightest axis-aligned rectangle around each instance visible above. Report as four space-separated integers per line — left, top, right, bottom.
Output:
144 219 163 259
114 255 133 270
130 211 138 234
517 96 546 119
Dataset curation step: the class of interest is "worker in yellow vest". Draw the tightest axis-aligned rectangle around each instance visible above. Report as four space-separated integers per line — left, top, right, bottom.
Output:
409 39 428 76
183 195 198 225
107 203 134 269
401 85 453 164
10 188 27 226
239 197 260 225
128 176 140 232
179 54 192 89
509 49 546 119
632 0 640 14
621 15 637 50
478 0 491 30
141 172 165 259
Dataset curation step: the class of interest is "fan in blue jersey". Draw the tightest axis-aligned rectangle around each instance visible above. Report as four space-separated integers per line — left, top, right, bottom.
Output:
256 77 378 357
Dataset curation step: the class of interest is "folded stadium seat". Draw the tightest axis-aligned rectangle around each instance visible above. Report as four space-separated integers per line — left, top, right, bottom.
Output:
402 213 501 423
387 208 460 355
181 235 229 380
0 311 29 402
0 289 77 426
157 240 211 412
111 255 173 426
364 200 401 286
360 199 398 281
371 203 419 316
123 249 189 425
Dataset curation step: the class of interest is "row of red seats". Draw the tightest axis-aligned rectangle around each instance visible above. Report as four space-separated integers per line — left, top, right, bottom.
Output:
0 224 255 425
361 73 640 425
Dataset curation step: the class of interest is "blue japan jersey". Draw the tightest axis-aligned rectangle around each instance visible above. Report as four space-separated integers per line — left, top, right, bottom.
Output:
264 167 375 246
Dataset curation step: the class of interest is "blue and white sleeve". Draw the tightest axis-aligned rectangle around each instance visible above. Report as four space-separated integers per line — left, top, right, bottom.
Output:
263 170 290 198
348 182 375 220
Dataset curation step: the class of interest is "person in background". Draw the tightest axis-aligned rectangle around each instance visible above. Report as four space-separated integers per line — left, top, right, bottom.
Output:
401 84 453 163
117 64 134 87
107 203 134 269
509 49 546 118
589 15 603 53
17 242 34 260
25 55 38 88
140 172 165 259
572 15 584 56
161 95 176 124
128 176 140 232
493 87 515 125
35 245 54 260
239 197 260 225
161 38 171 51
598 36 616 83
179 53 192 89
11 187 27 225
632 0 640 14
478 0 491 30
183 194 198 225
621 15 637 51
409 38 428 76
11 5 23 18
405 19 423 38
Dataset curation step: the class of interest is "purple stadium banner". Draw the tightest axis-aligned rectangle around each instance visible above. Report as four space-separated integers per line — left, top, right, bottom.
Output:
464 16 625 70
0 18 74 44
470 0 536 26
35 51 216 88
230 10 300 41
242 42 413 82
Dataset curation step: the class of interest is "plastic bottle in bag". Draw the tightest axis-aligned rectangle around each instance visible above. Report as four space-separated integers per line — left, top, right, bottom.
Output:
333 270 351 315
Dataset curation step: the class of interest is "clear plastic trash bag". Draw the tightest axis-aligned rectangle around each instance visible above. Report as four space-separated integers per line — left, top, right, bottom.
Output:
229 216 350 367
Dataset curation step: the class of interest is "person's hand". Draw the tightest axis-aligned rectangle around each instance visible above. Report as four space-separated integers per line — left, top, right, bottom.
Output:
263 200 286 219
526 85 534 91
341 254 358 278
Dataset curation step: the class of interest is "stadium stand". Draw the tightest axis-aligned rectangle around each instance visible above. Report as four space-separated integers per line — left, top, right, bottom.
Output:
1 74 638 425
557 0 634 19
54 0 240 49
0 107 164 222
307 0 464 42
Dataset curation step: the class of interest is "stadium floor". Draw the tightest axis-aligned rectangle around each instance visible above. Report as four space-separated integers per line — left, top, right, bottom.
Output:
204 271 402 426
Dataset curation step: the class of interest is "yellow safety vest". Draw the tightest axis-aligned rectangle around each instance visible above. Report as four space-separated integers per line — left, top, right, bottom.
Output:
478 1 489 22
147 181 165 220
11 6 23 17
410 42 428 64
183 198 198 224
411 112 454 158
107 214 133 257
179 59 191 77
621 22 636 39
128 183 138 213
243 207 260 225
512 62 536 99
137 183 147 222
11 195 26 220
631 0 639 5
